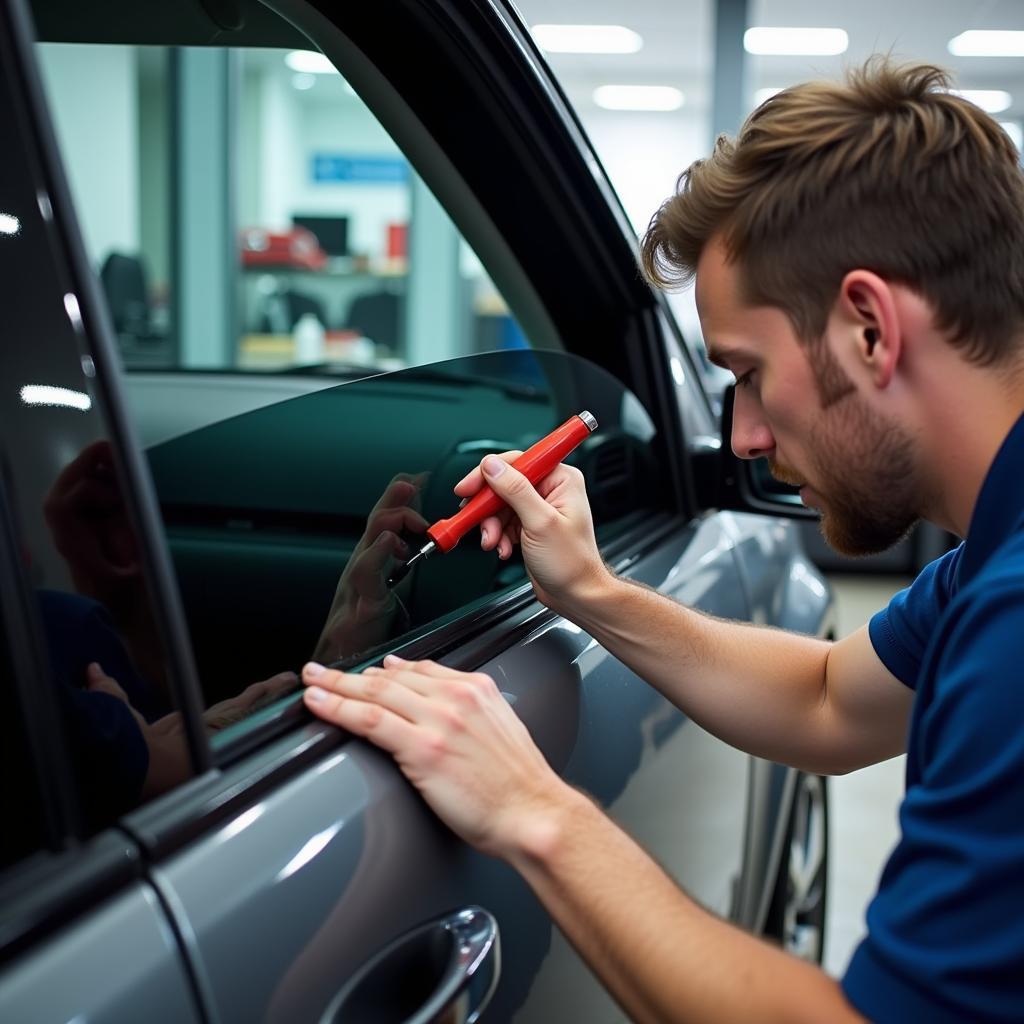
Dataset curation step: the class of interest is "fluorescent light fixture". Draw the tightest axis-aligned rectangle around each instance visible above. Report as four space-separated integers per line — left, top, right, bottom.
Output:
20 385 92 411
292 73 315 91
594 85 683 111
754 87 783 105
0 212 20 236
285 50 336 74
532 24 643 54
744 27 848 56
999 121 1023 150
949 30 1024 57
952 89 1012 113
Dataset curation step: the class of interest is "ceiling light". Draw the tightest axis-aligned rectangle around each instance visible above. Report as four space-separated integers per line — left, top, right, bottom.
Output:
949 30 1024 57
754 87 783 105
532 24 643 54
285 50 337 74
744 27 848 56
952 89 1012 113
999 121 1023 150
292 73 315 91
0 212 20 235
593 85 684 111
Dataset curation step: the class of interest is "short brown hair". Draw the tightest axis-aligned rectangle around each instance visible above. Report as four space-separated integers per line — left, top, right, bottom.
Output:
641 59 1024 366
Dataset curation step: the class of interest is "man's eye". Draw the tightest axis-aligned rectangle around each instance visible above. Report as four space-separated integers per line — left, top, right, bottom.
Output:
735 370 755 389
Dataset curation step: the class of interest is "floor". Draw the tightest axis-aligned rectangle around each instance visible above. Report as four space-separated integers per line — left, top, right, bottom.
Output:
822 574 911 978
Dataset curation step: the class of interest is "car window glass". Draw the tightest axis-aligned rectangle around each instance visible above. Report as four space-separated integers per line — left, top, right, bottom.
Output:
135 348 662 748
35 41 548 375
0 606 49 872
0 43 202 836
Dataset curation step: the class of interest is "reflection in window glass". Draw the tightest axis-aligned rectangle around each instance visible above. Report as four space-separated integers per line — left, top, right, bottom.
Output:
0 51 203 836
36 41 535 374
136 350 662 714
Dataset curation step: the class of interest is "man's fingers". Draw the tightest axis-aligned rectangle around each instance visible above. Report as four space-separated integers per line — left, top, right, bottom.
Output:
304 687 419 756
454 451 523 497
479 509 514 550
478 457 560 534
302 662 429 722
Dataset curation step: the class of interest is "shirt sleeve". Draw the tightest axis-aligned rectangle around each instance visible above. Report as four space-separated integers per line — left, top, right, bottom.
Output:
868 544 963 689
843 584 1024 1023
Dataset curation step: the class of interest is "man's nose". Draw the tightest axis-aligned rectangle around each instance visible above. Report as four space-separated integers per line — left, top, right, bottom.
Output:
730 396 775 460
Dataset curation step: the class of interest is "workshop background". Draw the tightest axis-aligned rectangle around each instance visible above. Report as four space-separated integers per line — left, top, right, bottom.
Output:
33 0 1023 980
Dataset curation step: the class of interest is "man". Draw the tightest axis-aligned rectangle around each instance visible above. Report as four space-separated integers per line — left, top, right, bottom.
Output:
302 59 1024 1022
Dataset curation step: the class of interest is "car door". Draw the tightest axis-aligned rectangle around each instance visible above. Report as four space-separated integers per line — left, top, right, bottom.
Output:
13 1 830 1022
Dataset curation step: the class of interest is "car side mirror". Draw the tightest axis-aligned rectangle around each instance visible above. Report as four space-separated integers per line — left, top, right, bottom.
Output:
692 385 819 519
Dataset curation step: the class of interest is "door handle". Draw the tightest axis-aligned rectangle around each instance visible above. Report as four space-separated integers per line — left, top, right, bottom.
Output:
320 906 500 1024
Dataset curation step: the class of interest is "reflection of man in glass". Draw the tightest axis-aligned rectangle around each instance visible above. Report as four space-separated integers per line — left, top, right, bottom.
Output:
41 441 428 820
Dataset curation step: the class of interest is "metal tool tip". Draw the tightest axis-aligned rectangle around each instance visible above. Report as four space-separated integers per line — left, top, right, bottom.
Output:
385 540 437 588
579 410 598 432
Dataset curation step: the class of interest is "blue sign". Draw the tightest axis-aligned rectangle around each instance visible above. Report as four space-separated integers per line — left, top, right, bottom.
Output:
312 154 409 184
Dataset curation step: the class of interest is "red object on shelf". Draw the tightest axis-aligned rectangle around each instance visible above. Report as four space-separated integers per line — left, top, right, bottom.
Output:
386 223 407 261
240 227 328 270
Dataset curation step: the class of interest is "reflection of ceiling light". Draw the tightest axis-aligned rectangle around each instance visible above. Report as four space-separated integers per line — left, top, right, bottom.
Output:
285 50 336 74
744 27 848 56
0 212 20 235
594 85 683 111
949 30 1024 57
20 385 92 411
292 73 315 91
999 121 1022 149
754 87 783 105
952 89 1012 113
532 24 643 54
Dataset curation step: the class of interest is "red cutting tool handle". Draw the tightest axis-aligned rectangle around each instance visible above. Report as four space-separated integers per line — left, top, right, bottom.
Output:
427 411 598 553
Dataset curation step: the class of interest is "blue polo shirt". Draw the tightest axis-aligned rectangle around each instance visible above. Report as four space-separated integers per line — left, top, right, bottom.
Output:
841 413 1024 1023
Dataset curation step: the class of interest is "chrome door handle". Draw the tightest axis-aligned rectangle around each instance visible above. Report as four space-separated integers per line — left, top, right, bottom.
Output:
320 906 500 1024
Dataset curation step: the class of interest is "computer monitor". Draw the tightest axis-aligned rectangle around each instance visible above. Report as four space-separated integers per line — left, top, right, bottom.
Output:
292 214 350 257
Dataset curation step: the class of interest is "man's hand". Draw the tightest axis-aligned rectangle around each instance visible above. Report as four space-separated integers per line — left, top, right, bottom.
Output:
301 655 574 858
453 454 608 610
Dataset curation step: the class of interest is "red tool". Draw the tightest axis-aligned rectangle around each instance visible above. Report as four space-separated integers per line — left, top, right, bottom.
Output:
387 411 598 586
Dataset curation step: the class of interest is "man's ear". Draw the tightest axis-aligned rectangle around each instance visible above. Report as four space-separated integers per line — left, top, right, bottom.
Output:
839 270 900 389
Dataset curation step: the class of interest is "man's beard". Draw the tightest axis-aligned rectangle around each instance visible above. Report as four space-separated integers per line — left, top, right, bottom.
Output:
770 393 920 558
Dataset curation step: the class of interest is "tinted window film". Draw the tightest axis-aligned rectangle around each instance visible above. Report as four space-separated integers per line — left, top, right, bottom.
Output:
0 33 199 835
35 40 547 374
136 349 662 735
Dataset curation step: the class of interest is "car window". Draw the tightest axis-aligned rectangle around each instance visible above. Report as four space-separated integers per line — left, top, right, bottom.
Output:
30 16 666 752
35 40 551 375
134 348 663 751
0 35 202 836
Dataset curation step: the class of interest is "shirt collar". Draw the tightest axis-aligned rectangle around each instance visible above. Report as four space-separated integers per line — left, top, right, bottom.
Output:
960 411 1024 586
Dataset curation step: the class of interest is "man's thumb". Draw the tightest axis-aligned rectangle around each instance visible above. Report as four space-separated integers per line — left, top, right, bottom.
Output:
481 456 553 531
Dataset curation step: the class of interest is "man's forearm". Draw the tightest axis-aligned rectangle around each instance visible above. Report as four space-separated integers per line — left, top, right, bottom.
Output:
555 571 849 774
508 786 863 1024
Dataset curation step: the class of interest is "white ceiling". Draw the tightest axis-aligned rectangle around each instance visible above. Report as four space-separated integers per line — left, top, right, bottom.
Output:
511 0 1024 120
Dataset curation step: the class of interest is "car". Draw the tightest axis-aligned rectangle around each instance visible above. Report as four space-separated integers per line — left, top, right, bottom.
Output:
0 0 835 1020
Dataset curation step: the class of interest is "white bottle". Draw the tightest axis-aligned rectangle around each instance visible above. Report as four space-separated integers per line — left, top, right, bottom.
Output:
293 312 325 365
